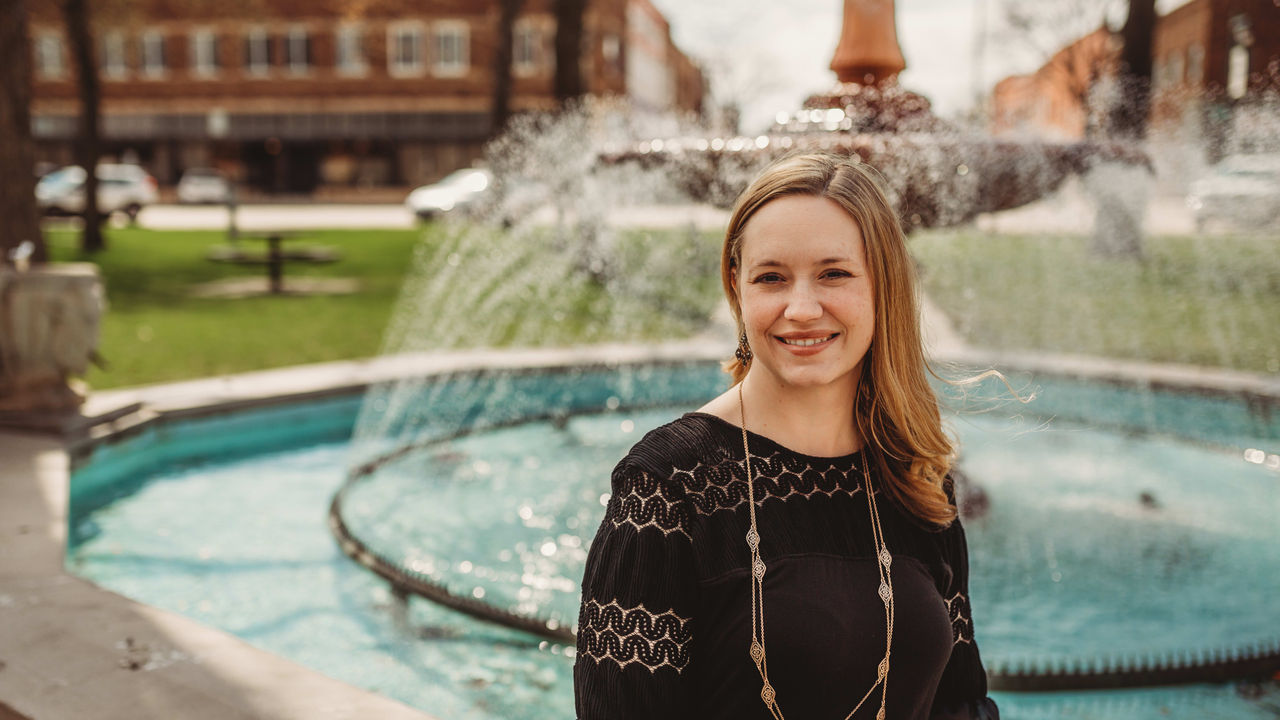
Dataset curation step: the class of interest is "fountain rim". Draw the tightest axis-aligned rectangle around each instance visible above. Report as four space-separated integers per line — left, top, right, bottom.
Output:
75 342 1280 466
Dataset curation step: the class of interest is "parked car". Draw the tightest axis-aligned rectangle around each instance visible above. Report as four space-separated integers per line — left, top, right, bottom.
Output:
405 167 492 221
35 163 158 221
1186 154 1280 231
176 167 232 204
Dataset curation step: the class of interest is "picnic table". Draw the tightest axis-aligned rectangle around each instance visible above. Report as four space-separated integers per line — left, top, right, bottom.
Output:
206 231 340 294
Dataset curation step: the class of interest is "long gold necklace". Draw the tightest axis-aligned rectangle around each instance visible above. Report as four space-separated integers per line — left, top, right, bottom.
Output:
738 382 895 720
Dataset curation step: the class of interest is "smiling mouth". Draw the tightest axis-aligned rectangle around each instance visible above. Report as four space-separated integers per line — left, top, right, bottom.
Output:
778 333 838 347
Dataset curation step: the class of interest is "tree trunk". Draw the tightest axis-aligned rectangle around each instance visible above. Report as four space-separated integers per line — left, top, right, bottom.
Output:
491 0 522 135
1109 0 1155 140
1091 0 1155 259
0 0 46 266
64 0 104 253
553 0 586 104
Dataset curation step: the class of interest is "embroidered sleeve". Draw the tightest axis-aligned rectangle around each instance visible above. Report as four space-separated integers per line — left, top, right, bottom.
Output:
930 515 1000 720
575 461 697 719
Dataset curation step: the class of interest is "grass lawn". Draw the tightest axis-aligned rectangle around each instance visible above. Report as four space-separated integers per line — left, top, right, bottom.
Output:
45 223 723 389
910 230 1280 374
45 222 1278 390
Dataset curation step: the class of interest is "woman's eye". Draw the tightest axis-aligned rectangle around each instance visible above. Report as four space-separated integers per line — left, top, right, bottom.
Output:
821 269 852 279
752 273 784 284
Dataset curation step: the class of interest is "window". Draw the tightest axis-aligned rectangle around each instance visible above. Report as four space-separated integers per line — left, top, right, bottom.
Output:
244 28 270 76
141 29 166 78
101 31 127 79
602 33 623 75
1187 44 1204 85
1169 50 1185 87
285 26 311 74
336 22 366 76
602 34 620 65
513 20 543 76
388 21 425 77
34 33 65 79
191 28 219 77
1227 44 1249 99
432 21 469 77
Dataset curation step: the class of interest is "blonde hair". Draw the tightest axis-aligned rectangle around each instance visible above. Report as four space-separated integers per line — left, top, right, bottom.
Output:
721 152 957 527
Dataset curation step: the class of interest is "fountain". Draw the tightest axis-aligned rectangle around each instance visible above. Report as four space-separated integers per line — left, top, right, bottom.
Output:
601 0 1149 232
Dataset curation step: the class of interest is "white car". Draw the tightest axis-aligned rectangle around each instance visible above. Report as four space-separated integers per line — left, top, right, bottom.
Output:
1187 154 1280 231
405 167 492 221
176 167 232 204
36 163 159 221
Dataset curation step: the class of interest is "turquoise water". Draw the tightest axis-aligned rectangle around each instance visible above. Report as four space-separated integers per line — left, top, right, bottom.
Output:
68 365 1280 719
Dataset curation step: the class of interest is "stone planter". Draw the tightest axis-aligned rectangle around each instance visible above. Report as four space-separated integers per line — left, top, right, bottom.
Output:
0 263 105 414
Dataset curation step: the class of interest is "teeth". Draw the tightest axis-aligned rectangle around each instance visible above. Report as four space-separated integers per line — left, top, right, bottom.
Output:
780 335 834 347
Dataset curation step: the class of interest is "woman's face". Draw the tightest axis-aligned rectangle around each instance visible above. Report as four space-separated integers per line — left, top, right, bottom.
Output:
735 194 875 393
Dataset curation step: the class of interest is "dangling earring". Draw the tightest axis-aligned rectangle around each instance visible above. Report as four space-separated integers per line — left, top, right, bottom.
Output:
735 332 753 367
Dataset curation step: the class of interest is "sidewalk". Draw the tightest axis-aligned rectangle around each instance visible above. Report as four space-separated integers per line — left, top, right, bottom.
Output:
0 430 434 720
974 177 1195 236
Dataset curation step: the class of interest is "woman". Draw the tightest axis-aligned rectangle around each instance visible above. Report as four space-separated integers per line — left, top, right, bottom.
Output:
575 153 999 720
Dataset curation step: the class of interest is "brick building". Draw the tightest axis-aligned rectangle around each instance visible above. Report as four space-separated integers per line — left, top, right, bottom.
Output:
991 0 1279 152
29 0 706 194
991 27 1118 140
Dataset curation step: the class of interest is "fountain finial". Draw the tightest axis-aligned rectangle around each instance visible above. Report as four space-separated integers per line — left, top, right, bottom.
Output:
829 0 906 85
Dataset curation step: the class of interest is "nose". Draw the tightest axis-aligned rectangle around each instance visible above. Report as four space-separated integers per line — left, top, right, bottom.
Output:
783 281 823 322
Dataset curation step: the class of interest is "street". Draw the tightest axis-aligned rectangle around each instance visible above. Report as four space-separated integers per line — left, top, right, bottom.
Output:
126 184 1196 235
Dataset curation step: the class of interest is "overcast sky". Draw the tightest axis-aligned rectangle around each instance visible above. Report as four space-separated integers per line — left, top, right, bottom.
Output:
649 0 1193 132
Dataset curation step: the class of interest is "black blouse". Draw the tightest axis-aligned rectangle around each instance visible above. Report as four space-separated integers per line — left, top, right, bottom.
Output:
574 412 999 720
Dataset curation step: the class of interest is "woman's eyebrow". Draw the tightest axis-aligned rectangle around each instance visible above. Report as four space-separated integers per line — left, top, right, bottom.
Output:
749 256 853 269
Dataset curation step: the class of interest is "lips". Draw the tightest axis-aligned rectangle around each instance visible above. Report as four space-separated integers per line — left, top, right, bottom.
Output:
777 333 838 347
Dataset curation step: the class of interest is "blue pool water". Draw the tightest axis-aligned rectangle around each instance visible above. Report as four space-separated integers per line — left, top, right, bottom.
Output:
68 363 1280 719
